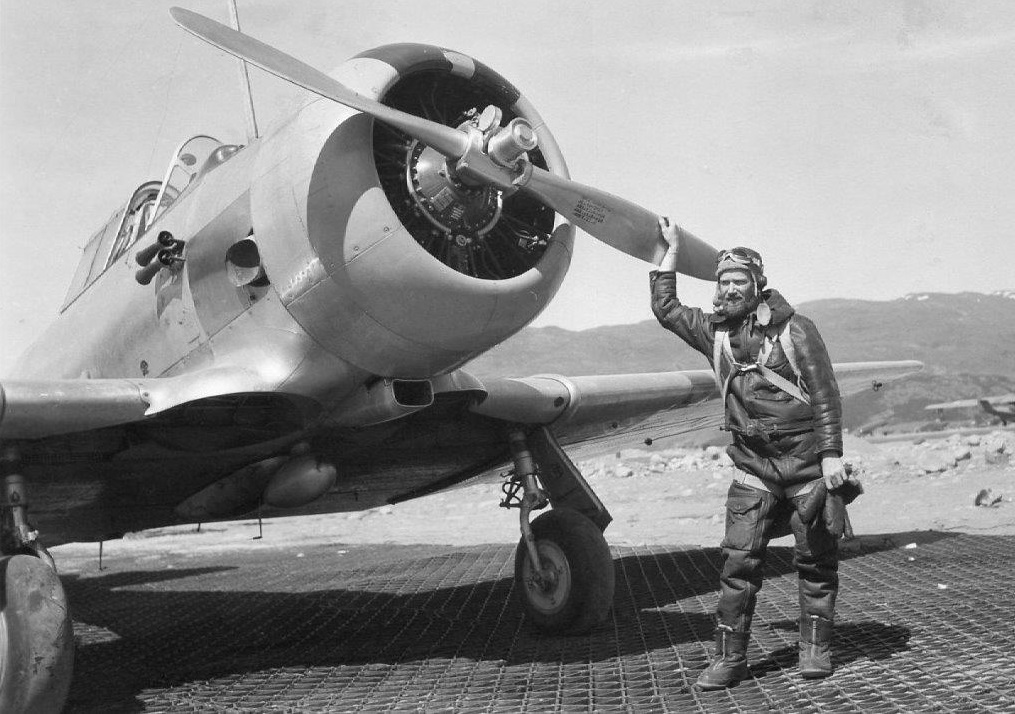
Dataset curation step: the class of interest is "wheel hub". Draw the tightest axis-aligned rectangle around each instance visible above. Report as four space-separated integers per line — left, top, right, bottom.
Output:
529 564 560 593
523 541 571 614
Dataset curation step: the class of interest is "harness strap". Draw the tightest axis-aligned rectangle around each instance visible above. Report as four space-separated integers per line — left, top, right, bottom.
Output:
777 325 800 377
757 363 809 405
713 321 810 408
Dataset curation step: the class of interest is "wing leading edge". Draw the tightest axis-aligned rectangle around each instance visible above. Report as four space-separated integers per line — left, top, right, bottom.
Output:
0 367 282 439
1 360 923 443
471 360 923 452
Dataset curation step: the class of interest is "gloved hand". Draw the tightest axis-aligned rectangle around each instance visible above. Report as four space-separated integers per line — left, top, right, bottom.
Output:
798 474 864 537
823 479 864 539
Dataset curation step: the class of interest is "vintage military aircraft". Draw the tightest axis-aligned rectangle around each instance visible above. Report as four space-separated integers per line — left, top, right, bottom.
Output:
855 409 895 437
926 394 1015 426
0 8 922 711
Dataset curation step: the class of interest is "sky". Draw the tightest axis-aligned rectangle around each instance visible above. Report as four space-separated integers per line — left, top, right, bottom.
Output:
2 1 1013 373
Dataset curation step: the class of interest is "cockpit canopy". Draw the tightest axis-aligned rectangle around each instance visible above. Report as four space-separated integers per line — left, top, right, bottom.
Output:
61 136 236 310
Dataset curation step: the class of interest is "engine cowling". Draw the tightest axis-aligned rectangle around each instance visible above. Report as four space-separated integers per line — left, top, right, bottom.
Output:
251 43 574 379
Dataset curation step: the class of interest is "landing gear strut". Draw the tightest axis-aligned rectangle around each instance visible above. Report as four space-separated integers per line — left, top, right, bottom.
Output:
0 452 74 714
503 428 614 634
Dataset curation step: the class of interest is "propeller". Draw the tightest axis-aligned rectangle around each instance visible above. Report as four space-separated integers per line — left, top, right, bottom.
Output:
169 7 718 280
522 166 718 277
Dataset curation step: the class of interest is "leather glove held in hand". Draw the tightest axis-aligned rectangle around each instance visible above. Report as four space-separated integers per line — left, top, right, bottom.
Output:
824 491 846 539
798 482 827 525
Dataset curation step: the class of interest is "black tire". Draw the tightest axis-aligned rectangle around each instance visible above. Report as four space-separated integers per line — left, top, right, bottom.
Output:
0 554 74 714
513 508 615 635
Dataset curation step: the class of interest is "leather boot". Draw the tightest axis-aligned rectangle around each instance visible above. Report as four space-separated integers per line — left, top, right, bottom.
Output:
697 625 749 690
799 615 833 678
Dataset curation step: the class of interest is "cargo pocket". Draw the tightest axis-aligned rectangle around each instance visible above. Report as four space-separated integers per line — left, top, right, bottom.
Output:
721 483 767 551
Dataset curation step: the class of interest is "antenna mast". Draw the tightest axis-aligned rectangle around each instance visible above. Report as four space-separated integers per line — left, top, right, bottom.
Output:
228 0 259 140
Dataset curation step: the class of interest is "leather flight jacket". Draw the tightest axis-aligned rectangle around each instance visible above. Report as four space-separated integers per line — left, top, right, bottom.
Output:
650 271 844 487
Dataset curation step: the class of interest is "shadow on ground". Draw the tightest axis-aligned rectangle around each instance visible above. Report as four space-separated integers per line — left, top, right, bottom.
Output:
56 531 979 712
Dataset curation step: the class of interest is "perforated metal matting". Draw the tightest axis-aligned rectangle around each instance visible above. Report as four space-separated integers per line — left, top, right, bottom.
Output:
63 533 1015 712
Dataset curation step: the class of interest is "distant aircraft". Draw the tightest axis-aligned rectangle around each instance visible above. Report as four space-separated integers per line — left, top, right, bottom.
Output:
925 394 1015 426
0 8 922 711
856 410 894 436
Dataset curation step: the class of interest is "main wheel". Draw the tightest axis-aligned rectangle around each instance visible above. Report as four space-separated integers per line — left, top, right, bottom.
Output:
0 554 74 714
513 508 615 635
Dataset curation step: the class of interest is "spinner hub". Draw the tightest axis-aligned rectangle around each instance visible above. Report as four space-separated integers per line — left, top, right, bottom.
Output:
405 141 502 240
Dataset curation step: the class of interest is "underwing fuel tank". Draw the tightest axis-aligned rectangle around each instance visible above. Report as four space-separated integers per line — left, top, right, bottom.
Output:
251 44 575 379
262 455 337 509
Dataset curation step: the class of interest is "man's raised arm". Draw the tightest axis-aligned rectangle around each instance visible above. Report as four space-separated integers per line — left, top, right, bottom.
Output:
650 217 714 359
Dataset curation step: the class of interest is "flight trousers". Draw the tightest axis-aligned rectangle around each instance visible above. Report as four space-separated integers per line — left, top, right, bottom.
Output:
716 480 838 633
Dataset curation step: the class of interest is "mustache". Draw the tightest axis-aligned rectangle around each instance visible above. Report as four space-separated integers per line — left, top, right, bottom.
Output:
713 290 745 308
713 287 754 318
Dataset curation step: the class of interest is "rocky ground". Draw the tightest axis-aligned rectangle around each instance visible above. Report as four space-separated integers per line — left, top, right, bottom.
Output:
53 430 1015 567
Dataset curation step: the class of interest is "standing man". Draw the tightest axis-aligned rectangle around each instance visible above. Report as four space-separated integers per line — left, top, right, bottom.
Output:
650 217 852 690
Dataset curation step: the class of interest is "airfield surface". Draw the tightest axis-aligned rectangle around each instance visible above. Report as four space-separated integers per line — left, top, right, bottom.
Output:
58 534 1014 712
54 432 1014 712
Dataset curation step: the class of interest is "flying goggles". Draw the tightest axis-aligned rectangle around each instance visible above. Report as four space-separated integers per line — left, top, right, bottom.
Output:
715 248 764 279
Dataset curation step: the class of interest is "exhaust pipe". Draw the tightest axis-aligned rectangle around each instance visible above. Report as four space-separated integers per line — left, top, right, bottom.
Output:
330 378 434 427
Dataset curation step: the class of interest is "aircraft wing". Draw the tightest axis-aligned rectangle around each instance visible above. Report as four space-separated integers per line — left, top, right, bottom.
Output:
2 359 920 546
472 360 923 458
925 398 980 410
925 393 1015 411
0 367 317 440
1 359 922 443
982 394 1015 406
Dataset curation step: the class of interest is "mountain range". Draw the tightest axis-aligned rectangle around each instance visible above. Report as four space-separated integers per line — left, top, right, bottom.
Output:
465 291 1015 429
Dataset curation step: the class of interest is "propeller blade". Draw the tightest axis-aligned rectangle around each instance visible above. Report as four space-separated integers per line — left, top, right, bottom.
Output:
170 7 719 279
523 167 719 280
169 7 469 159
